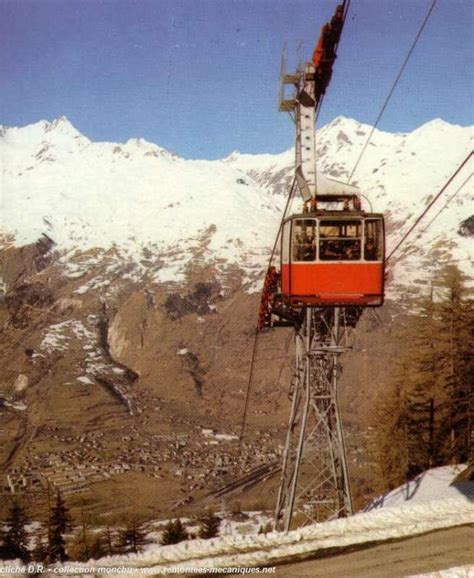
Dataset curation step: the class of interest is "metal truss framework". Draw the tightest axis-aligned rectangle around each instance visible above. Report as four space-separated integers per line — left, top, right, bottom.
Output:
275 307 353 531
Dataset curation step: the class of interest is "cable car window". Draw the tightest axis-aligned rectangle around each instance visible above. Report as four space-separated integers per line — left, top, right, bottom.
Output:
318 220 361 261
319 221 361 238
282 221 291 264
364 219 383 261
292 219 316 262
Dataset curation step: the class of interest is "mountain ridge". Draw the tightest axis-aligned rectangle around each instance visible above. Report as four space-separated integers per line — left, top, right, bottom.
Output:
1 115 472 298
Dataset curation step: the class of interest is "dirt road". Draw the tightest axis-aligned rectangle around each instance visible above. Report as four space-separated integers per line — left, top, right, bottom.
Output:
272 524 473 577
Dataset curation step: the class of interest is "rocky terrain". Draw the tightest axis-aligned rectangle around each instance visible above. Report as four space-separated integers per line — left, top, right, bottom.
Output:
0 116 472 519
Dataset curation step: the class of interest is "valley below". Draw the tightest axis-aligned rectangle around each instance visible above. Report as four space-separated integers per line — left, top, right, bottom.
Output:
0 237 417 521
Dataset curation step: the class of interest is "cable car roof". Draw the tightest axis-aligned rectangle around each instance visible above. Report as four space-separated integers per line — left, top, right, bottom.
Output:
283 210 384 222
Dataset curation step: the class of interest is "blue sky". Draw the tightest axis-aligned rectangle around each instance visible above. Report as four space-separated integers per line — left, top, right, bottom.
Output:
1 0 472 159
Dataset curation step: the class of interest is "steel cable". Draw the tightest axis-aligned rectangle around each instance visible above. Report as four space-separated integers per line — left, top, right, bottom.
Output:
239 0 352 454
348 0 438 183
386 151 473 264
238 177 297 452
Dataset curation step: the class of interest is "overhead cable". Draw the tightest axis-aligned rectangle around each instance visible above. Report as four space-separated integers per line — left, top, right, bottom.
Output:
386 151 473 264
348 0 438 183
415 173 472 239
238 177 297 452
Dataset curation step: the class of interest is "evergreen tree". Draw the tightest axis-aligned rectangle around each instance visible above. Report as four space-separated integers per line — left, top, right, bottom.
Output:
69 529 106 562
404 266 473 469
48 492 70 562
374 264 473 484
404 293 442 476
373 367 409 489
434 265 473 463
68 531 90 562
160 519 188 545
117 514 148 554
88 532 107 561
0 501 30 562
198 511 221 539
67 507 90 562
101 525 115 557
31 535 48 564
257 521 273 535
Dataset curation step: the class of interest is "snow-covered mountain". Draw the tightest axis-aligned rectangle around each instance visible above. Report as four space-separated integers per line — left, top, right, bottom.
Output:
0 116 472 526
0 117 279 288
1 116 472 296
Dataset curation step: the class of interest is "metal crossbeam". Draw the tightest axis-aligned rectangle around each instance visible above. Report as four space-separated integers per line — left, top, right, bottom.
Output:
274 307 353 531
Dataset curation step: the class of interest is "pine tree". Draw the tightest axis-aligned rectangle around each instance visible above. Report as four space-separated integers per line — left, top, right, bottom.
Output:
404 293 442 476
31 535 48 563
160 519 188 545
69 528 106 562
117 514 148 554
67 507 90 562
102 525 115 557
257 521 273 535
198 511 221 539
434 265 473 463
88 532 106 561
0 501 30 562
374 263 473 485
48 491 70 562
373 375 408 489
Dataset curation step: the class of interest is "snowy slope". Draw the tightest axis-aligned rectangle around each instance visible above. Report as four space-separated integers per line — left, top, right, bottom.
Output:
38 485 473 575
1 116 472 293
36 465 472 575
1 117 281 286
365 464 473 510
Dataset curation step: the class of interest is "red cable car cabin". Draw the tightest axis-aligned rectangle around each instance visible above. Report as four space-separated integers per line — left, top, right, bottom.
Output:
280 211 385 307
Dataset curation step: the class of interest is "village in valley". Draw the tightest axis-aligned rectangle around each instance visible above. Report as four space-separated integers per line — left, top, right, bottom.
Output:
1 422 280 502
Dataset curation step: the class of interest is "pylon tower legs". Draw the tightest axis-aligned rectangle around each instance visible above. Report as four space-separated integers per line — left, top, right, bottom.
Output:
275 307 353 531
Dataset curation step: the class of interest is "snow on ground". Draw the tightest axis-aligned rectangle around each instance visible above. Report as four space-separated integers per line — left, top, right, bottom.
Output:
2 400 27 412
40 319 94 355
0 467 471 575
365 464 473 510
43 496 473 575
38 316 116 383
33 465 472 574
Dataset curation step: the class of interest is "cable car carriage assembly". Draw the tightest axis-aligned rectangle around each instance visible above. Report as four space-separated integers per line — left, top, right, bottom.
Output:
239 0 472 534
253 2 386 531
280 205 384 307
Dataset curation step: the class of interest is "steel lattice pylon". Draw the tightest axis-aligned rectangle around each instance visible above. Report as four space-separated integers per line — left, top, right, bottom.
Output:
274 306 353 531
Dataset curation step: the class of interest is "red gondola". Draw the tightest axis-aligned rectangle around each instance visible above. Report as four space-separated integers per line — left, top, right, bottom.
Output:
257 1 385 331
280 205 385 308
258 191 385 330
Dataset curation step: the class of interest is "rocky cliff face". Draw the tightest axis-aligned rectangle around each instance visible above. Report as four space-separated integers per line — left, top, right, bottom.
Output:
0 116 471 517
